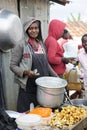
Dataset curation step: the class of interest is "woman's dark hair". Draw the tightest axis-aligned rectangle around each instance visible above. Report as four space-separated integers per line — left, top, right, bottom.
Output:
81 34 87 43
36 20 43 41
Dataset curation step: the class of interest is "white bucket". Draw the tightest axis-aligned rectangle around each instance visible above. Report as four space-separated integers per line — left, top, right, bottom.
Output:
16 114 42 130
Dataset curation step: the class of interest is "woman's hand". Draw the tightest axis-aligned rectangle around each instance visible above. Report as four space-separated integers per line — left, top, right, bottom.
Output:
68 58 79 66
23 70 36 77
62 57 69 64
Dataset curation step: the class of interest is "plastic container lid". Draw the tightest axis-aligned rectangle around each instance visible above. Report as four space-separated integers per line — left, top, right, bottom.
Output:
16 114 42 129
5 110 21 118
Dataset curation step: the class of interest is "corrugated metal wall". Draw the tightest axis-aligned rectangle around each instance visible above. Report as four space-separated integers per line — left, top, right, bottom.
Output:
0 0 50 110
0 0 18 14
0 0 49 39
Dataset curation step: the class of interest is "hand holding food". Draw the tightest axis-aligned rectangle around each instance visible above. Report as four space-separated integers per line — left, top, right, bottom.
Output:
68 58 78 66
62 57 69 64
23 69 40 77
23 70 36 77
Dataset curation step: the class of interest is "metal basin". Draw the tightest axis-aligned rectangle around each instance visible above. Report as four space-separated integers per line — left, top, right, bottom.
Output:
65 99 87 107
0 9 23 52
70 99 87 106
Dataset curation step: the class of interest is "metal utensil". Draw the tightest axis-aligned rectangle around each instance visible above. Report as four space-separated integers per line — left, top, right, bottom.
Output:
64 91 73 105
64 92 87 108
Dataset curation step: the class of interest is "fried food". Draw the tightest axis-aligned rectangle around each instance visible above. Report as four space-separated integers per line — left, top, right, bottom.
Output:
49 106 87 128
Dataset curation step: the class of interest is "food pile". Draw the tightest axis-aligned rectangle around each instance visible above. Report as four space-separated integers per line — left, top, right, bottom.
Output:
49 106 87 129
28 107 52 118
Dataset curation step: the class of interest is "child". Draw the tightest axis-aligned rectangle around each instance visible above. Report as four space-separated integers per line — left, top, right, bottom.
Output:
77 34 87 98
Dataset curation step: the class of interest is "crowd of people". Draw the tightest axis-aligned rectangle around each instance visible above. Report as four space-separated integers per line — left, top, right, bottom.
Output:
10 17 87 112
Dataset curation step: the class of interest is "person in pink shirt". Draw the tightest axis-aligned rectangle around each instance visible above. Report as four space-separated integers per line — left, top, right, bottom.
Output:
77 34 87 98
45 19 70 78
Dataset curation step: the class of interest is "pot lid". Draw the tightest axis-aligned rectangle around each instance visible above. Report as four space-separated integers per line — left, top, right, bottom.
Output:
35 76 67 88
5 110 21 118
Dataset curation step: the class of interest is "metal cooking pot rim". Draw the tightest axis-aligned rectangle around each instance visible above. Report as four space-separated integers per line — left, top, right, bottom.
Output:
35 76 67 88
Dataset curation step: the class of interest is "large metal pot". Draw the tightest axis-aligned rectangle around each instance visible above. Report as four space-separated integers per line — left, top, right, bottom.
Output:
35 76 67 108
0 9 23 52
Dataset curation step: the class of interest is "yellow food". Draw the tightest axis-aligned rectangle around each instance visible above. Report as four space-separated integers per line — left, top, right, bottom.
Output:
49 106 87 128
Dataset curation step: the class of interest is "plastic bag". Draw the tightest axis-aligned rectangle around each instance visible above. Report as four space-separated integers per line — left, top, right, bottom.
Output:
0 108 17 130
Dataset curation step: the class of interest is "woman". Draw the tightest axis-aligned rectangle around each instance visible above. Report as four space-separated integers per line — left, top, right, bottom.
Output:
10 17 57 112
45 19 70 78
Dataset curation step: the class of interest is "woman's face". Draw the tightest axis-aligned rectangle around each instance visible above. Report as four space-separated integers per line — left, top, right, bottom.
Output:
63 32 70 39
27 22 39 39
82 36 87 53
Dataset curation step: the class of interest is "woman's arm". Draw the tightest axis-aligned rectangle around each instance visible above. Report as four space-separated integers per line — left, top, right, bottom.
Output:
10 43 25 77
